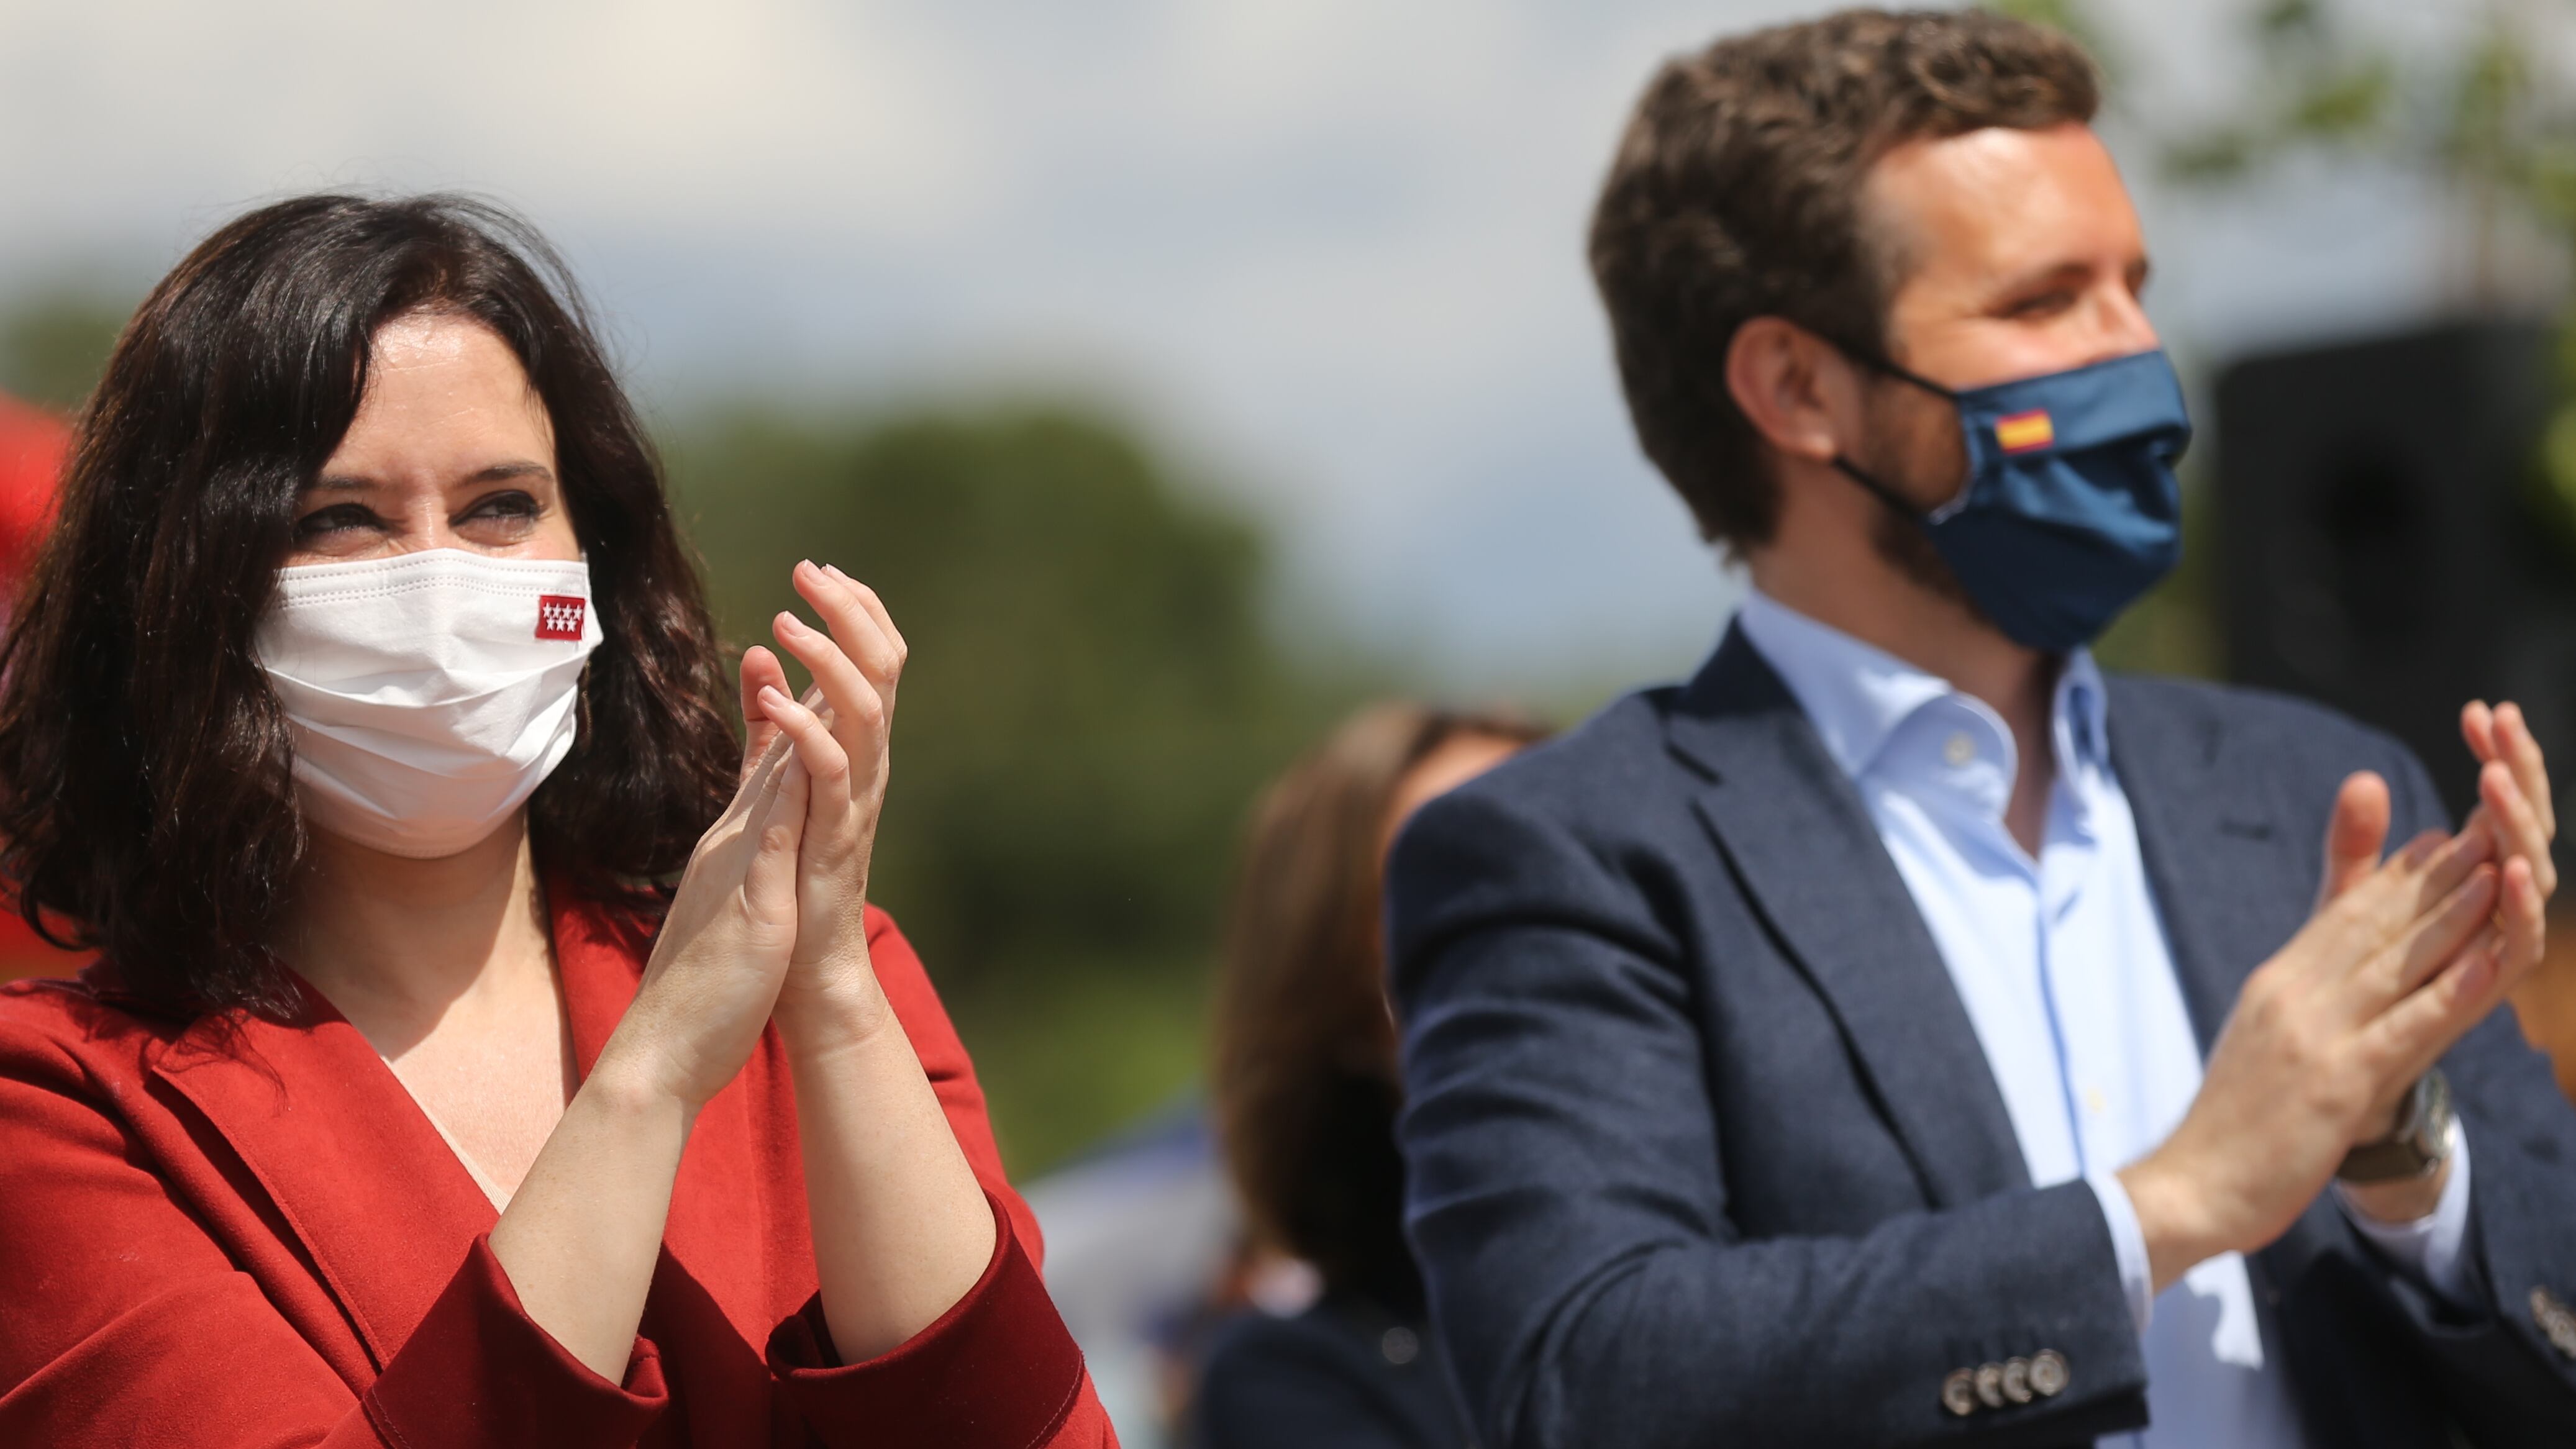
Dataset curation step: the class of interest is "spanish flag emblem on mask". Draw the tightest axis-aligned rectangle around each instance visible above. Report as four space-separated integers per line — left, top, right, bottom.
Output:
1994 409 2055 454
1988 409 2050 453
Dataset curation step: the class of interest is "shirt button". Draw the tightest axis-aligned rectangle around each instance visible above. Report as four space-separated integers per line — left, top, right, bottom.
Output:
1943 732 1975 767
2533 1288 2576 1359
1380 1327 1420 1365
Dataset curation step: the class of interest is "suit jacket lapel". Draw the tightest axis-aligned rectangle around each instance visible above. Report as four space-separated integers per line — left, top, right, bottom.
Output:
2105 679 2301 1052
148 982 498 1373
1668 627 2030 1207
2103 680 2373 1301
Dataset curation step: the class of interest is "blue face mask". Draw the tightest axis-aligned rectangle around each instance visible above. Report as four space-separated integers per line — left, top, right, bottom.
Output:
1831 348 2191 653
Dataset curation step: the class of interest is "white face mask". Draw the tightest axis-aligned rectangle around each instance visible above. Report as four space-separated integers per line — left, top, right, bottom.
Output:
253 548 603 860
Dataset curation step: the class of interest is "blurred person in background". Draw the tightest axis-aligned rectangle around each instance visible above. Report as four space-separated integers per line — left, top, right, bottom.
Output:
1196 703 1544 1449
0 195 1113 1447
1388 10 2576 1449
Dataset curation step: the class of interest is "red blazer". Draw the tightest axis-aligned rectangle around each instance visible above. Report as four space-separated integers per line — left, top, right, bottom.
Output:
0 893 1117 1448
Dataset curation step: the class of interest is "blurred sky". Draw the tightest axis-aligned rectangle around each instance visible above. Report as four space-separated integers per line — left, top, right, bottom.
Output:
0 0 2546 691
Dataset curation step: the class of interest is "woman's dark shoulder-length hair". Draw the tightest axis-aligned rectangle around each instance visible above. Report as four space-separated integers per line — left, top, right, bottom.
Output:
0 193 740 1019
1208 701 1545 1309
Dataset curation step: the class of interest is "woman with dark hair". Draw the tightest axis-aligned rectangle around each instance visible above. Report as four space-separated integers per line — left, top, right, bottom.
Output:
1196 702 1545 1449
0 195 1111 1447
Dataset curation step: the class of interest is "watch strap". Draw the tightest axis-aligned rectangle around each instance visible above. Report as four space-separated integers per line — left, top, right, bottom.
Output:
2337 1070 2455 1184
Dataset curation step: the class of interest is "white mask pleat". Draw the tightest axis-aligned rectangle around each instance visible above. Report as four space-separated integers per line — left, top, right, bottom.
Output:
254 548 603 858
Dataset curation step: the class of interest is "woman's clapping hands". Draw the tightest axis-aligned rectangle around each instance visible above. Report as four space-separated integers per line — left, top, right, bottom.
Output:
598 561 903 1111
750 561 907 1045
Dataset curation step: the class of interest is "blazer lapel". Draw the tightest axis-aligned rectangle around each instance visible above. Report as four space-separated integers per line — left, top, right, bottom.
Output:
1668 627 2030 1207
2105 679 2303 1051
2103 679 2376 1301
144 889 795 1379
552 886 645 1079
147 983 499 1373
552 892 808 1350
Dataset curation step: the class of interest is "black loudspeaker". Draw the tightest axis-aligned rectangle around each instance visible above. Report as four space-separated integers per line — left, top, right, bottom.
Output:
2214 319 2576 876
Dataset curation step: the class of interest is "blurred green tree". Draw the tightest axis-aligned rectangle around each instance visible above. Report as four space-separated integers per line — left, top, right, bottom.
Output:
667 407 1351 1170
2134 0 2576 670
0 294 129 411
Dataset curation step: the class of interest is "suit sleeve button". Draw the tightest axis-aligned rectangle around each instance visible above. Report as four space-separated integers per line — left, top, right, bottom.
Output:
1975 1363 2006 1409
2028 1348 2070 1398
2534 1288 2576 1358
2000 1356 2033 1404
1941 1369 1980 1417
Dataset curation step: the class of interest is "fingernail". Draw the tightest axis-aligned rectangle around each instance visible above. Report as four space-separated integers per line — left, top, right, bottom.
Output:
758 684 790 709
825 563 853 583
775 611 811 636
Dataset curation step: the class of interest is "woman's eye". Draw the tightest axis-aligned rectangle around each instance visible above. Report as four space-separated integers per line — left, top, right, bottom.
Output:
460 490 540 525
293 504 381 540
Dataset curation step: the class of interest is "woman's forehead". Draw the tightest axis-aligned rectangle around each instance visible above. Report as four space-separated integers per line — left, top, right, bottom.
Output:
322 316 555 483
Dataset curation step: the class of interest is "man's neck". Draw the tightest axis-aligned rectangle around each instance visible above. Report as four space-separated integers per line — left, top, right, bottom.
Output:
280 815 557 1055
1749 546 2062 854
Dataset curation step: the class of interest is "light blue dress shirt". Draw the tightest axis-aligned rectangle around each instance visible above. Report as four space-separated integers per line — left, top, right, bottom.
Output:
1736 588 2473 1448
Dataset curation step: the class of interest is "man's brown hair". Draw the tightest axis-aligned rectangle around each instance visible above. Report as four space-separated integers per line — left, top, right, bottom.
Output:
1588 7 2099 549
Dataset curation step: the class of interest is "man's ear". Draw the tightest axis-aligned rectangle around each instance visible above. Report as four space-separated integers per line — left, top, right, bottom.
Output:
1726 317 1859 466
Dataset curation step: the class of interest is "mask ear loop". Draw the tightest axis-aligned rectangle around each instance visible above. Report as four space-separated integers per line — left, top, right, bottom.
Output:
1826 344 1960 522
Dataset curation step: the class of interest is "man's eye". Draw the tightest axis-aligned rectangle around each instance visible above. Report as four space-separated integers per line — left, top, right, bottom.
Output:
294 504 380 539
2004 290 2077 319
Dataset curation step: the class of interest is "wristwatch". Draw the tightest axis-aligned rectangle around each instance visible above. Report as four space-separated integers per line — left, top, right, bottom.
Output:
2337 1070 2455 1184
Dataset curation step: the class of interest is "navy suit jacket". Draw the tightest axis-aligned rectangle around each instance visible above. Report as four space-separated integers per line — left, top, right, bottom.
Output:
1386 627 2576 1448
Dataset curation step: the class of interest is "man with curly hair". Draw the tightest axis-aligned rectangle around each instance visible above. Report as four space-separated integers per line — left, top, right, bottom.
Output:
1387 10 2576 1445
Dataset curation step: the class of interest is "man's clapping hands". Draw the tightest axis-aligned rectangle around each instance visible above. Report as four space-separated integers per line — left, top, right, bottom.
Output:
2117 700 2554 1292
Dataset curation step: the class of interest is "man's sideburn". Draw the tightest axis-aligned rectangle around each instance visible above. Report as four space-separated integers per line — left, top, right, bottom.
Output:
1857 375 1984 619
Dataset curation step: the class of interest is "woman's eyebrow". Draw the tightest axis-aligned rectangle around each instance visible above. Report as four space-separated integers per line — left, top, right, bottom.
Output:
467 461 554 484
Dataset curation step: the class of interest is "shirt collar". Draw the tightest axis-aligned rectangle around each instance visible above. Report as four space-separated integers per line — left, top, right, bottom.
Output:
1734 586 2109 784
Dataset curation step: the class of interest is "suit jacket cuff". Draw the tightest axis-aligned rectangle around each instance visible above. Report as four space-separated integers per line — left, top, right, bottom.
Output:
361 1234 668 1448
766 1189 1086 1449
2334 1120 2475 1309
2086 1171 2154 1334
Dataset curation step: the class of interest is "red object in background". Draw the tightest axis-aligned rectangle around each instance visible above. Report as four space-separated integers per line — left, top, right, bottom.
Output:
0 391 65 584
0 392 82 983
